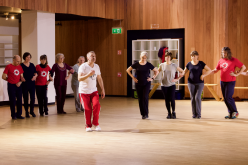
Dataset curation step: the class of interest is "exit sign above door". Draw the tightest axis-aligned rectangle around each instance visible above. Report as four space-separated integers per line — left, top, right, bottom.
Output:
112 28 122 34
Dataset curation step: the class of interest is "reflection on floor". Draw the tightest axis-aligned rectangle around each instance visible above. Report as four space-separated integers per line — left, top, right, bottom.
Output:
1 97 248 165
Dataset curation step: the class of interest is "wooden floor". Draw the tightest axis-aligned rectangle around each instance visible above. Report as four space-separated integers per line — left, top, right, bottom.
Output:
1 97 248 165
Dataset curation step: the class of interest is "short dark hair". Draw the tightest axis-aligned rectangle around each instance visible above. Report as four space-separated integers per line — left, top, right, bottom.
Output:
190 51 199 56
40 54 48 67
23 52 32 60
165 52 172 58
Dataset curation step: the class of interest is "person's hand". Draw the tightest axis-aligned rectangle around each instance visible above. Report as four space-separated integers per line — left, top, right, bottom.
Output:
101 90 105 99
172 79 179 82
211 70 216 75
133 77 138 83
147 77 153 82
46 81 50 85
200 75 205 81
230 71 237 77
49 76 53 81
235 70 240 74
179 73 184 78
16 81 22 87
21 77 26 82
70 69 74 74
88 70 95 77
65 76 70 80
31 76 37 81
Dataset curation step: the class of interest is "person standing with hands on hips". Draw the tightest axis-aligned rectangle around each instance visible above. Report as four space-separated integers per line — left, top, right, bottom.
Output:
212 47 246 119
2 55 25 119
78 51 105 132
158 52 184 119
182 51 212 119
126 51 158 119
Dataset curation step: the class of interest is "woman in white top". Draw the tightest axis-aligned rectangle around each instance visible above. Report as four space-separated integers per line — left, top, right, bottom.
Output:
157 52 184 119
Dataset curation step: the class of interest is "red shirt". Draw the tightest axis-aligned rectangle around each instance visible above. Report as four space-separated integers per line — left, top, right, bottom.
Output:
216 57 243 82
35 64 51 86
3 64 24 84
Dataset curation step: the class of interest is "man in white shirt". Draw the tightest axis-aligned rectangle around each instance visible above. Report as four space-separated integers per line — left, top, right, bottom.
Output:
78 51 105 132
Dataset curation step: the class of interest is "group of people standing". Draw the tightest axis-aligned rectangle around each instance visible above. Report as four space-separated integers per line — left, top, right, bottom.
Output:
127 47 247 120
2 51 105 132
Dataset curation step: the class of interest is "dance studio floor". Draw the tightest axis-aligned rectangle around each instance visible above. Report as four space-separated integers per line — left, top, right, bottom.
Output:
1 97 248 165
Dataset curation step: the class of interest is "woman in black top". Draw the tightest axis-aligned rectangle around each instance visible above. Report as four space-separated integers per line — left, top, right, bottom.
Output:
183 51 211 119
21 52 37 118
126 51 158 119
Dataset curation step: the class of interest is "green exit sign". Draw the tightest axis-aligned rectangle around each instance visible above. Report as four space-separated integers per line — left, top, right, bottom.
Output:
112 28 122 34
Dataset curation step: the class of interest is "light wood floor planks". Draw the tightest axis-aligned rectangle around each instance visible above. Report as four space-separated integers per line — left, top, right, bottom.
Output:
1 97 248 165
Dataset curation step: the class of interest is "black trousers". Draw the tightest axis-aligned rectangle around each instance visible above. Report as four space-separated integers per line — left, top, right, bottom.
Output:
54 85 67 113
7 83 22 117
36 85 48 115
161 85 176 115
22 83 35 114
135 83 151 117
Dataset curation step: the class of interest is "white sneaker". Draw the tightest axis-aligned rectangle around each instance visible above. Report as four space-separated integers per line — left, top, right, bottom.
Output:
86 127 92 132
94 125 101 131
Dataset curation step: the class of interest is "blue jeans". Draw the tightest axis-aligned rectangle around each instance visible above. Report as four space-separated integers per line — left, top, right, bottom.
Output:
220 81 237 113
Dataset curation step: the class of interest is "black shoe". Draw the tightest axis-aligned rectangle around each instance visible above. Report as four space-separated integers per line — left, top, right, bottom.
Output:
172 112 176 119
142 116 146 119
26 113 30 118
167 114 171 119
40 113 44 116
45 111 48 115
197 116 201 119
16 116 25 119
12 117 17 120
62 111 67 114
30 112 36 117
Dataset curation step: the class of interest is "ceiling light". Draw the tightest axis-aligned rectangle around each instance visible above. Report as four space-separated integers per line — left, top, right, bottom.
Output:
6 16 8 20
11 16 14 19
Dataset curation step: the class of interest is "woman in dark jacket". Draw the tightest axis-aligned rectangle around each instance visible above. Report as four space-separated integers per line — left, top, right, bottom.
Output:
21 52 37 118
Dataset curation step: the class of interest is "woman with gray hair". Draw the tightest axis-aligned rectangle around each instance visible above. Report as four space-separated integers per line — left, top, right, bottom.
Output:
50 53 74 114
71 56 85 112
126 51 158 119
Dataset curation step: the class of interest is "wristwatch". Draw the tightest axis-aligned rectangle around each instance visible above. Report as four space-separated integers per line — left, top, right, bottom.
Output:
152 77 154 80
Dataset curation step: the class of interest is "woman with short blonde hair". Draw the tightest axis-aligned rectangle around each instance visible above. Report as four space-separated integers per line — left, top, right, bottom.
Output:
51 53 74 114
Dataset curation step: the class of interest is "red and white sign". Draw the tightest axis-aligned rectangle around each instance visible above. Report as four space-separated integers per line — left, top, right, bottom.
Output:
118 50 122 55
117 72 122 77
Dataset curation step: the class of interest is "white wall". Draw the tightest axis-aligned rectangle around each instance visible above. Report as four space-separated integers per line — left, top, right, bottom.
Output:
22 11 56 103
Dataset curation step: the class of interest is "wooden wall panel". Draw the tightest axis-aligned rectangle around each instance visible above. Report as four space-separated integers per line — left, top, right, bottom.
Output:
0 0 123 19
55 19 126 95
105 0 124 19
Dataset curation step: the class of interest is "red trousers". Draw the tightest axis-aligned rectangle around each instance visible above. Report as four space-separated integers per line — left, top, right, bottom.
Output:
79 91 101 128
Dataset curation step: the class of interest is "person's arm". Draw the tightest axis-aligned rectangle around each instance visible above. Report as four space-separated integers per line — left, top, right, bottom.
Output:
147 67 159 82
65 63 74 74
230 65 246 77
172 67 185 82
126 66 138 83
183 67 188 76
97 75 105 99
78 70 95 81
2 73 7 81
200 65 212 80
65 71 71 80
16 73 24 87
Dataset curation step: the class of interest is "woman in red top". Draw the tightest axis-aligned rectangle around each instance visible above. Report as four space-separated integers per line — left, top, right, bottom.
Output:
50 53 74 114
212 47 246 119
35 55 52 116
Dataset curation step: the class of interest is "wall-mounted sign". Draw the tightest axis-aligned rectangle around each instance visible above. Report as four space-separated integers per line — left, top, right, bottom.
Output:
151 24 159 29
118 50 122 55
112 28 122 34
117 72 122 77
